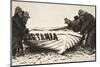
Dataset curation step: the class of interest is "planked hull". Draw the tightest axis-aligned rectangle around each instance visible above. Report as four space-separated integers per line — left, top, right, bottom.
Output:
24 30 82 54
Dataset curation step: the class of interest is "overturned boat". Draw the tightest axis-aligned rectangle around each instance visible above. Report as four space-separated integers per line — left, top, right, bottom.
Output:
23 30 82 54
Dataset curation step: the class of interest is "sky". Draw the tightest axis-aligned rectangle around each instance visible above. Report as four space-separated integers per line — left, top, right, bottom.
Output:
12 1 95 29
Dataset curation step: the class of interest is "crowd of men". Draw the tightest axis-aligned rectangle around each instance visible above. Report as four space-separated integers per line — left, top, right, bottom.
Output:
12 6 96 58
64 9 96 55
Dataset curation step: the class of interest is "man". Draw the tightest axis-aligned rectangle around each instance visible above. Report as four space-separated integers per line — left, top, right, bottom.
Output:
12 6 30 58
22 11 30 25
12 6 24 58
78 9 96 54
72 16 80 32
64 17 72 30
64 16 80 32
21 11 30 45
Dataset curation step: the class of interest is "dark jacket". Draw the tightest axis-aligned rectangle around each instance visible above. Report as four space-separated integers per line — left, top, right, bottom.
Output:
67 20 80 32
12 15 26 37
79 12 96 34
72 19 80 32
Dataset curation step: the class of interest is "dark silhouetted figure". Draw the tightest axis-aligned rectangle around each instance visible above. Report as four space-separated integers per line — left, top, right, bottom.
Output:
12 6 30 58
78 9 96 54
64 16 80 32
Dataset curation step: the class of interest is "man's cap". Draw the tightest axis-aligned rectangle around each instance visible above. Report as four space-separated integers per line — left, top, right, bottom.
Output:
64 18 69 20
15 6 23 15
24 11 30 18
78 9 86 16
74 15 79 20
